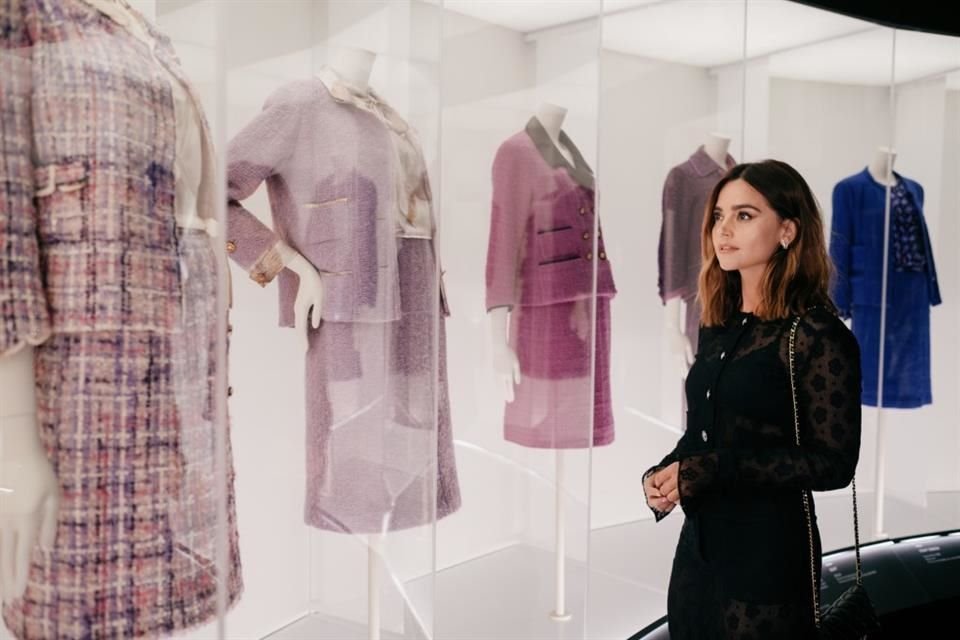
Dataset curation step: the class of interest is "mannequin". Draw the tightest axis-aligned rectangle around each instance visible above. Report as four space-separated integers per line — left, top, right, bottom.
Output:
489 102 575 398
0 348 58 604
662 132 731 379
328 46 375 93
867 145 897 187
488 103 591 622
535 102 575 165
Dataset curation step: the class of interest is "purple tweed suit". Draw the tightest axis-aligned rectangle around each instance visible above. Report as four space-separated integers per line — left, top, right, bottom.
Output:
657 145 736 352
225 78 461 534
485 118 616 449
0 1 242 638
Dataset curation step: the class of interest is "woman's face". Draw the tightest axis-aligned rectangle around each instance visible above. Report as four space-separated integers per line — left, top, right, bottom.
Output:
711 178 794 276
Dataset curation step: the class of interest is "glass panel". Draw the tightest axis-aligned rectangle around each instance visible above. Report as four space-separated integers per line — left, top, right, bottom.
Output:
879 27 960 535
592 0 746 636
438 0 602 637
0 1 233 639
203 1 442 638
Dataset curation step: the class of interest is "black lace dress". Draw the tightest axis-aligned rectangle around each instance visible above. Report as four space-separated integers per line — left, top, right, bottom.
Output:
644 306 862 639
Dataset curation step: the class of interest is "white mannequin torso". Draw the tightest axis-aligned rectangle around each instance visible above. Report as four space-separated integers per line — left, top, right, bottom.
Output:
328 46 375 92
703 132 731 169
868 146 897 186
536 102 574 166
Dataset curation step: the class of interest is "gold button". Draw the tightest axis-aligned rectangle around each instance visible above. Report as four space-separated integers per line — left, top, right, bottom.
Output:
582 232 590 240
227 386 234 397
585 252 593 260
599 251 606 260
226 240 237 254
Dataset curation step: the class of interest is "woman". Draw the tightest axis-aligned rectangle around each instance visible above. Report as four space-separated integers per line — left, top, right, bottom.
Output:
643 160 862 639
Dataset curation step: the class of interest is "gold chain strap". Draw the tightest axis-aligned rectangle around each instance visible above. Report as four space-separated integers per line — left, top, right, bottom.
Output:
788 315 864 631
788 316 821 627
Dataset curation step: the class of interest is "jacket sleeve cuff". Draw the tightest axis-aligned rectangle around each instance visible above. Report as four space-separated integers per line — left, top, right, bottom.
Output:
248 241 286 287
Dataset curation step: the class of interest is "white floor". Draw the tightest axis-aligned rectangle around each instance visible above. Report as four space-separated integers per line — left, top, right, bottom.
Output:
265 490 960 640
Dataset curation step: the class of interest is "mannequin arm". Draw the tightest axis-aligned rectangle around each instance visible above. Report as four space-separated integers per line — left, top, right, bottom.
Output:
275 242 324 335
0 347 59 604
664 298 694 378
489 307 521 403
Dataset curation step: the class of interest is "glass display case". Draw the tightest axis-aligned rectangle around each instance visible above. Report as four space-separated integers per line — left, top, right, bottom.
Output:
0 1 956 639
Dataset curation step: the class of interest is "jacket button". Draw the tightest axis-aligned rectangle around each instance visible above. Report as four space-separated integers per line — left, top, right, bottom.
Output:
701 430 708 442
720 351 725 359
706 389 711 399
599 251 606 260
582 232 590 240
579 207 586 215
226 240 237 254
228 386 234 397
585 252 593 260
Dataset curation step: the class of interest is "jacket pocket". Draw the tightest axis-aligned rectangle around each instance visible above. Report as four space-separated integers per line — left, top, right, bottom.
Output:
304 196 351 246
538 254 580 266
33 161 89 241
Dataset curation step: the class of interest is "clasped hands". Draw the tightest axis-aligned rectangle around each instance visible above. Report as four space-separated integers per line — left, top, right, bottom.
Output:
643 461 680 513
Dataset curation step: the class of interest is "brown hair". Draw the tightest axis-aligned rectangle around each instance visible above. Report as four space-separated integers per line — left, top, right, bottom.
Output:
697 160 836 325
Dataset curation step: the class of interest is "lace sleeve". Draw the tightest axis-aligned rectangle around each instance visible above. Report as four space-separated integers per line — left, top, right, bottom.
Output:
643 447 680 522
677 318 862 504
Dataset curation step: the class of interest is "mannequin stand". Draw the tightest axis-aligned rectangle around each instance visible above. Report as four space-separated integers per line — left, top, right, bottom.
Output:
550 451 572 622
873 412 889 538
368 533 383 640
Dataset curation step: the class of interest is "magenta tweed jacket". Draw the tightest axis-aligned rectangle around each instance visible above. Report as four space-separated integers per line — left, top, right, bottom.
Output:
485 118 616 311
225 78 407 326
0 0 221 354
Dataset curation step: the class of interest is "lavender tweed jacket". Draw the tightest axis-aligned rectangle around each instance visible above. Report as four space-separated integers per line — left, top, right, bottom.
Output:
225 78 406 326
485 118 616 311
0 0 221 355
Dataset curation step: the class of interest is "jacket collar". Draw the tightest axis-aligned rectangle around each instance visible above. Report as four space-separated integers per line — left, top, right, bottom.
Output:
688 145 735 177
317 66 411 135
524 117 595 190
860 167 909 191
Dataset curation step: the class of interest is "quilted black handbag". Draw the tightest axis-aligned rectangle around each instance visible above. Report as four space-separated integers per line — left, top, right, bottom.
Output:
788 316 881 640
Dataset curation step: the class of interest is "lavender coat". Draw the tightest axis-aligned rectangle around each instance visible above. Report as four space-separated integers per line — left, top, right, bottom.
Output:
226 78 404 326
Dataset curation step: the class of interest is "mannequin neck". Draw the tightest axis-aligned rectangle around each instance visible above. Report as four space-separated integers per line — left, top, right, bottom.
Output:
868 147 897 186
329 47 376 93
535 103 574 165
703 132 731 168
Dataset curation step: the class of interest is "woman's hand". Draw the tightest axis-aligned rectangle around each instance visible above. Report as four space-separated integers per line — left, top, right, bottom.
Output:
651 462 681 509
644 462 679 513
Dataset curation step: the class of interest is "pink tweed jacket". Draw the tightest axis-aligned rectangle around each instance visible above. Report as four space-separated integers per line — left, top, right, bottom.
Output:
0 0 220 354
485 117 616 311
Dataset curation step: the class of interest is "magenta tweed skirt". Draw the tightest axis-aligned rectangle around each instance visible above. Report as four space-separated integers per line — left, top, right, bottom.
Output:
504 297 614 449
2 232 242 640
303 237 461 534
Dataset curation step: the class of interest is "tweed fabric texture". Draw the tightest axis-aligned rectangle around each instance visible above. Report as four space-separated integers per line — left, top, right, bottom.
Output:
1 1 242 636
304 238 461 533
657 145 736 353
1 231 242 639
504 297 613 449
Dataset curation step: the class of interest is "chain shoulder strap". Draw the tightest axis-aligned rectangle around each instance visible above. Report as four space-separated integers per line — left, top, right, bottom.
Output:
788 314 864 631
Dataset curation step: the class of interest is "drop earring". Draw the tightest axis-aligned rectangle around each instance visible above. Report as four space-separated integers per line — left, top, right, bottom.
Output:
781 239 789 250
